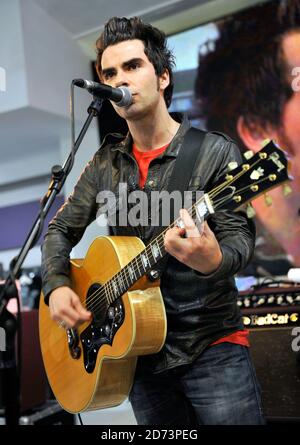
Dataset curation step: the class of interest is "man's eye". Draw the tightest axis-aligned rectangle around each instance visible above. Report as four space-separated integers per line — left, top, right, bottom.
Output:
104 72 114 80
128 63 139 70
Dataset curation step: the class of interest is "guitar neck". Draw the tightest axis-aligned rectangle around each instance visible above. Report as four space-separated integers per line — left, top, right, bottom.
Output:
105 193 211 302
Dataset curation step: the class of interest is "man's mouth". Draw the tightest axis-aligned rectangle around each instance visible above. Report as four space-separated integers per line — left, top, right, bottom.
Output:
129 93 137 105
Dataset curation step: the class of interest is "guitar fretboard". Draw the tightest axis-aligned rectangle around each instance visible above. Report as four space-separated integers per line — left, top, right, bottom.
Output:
103 194 211 305
104 236 166 305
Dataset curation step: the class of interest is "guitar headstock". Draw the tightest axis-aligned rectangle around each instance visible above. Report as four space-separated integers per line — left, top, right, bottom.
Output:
210 140 292 212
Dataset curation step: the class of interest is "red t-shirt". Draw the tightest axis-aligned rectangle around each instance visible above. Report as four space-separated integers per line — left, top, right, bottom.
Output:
132 142 169 188
211 329 249 347
132 142 249 348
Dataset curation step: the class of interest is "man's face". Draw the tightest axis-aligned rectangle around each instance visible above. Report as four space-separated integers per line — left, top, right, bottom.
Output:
276 32 300 182
237 31 300 264
273 32 300 260
100 39 168 121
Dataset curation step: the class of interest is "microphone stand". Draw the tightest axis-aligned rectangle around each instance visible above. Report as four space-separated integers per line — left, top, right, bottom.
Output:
0 97 103 425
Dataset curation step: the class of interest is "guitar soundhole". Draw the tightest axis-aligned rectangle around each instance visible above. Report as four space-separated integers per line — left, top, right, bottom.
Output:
80 293 125 373
86 283 107 326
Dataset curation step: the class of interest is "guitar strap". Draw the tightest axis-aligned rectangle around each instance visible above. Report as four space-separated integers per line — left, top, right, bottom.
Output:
147 126 206 280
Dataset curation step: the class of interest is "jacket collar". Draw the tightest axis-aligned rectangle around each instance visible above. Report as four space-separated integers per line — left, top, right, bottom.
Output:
111 113 191 158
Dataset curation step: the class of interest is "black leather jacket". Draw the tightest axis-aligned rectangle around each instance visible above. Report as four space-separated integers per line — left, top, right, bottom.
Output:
41 115 255 374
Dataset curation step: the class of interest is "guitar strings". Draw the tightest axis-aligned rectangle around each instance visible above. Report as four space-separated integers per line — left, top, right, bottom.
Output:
83 160 271 315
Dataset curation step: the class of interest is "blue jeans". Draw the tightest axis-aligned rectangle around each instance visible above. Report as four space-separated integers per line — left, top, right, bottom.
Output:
129 343 265 425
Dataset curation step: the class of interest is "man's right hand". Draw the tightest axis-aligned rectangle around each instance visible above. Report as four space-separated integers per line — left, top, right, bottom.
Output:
49 286 92 329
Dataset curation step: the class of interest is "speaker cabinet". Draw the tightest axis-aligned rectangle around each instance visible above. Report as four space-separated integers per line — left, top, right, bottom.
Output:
246 316 300 422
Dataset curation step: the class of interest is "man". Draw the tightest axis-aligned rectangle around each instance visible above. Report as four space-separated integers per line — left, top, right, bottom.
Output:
41 17 264 425
195 0 300 270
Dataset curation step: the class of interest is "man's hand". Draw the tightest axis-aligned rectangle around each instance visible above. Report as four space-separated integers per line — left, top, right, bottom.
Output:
49 286 92 329
164 209 223 275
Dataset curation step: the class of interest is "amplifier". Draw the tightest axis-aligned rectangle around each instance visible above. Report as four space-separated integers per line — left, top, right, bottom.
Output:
239 285 300 422
238 284 300 310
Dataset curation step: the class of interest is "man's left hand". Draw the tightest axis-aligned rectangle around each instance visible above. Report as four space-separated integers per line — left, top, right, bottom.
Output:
164 209 223 275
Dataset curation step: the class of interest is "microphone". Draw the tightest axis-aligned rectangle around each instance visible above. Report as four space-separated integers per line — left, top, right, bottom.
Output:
73 79 132 107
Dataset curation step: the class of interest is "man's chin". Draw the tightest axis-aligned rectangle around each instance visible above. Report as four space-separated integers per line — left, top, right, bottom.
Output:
120 104 149 121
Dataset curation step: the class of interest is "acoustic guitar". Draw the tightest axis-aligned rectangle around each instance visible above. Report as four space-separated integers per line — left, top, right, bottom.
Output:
39 141 290 413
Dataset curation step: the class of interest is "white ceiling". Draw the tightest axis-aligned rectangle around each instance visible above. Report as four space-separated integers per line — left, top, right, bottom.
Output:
31 0 205 37
31 0 267 60
31 0 218 59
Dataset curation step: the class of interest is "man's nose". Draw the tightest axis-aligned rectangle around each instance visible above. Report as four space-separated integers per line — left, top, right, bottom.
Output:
115 72 130 88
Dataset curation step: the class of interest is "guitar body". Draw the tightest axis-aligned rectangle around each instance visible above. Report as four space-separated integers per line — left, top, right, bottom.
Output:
39 236 167 413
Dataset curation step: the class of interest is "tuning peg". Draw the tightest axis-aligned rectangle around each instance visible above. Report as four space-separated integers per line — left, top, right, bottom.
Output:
244 150 254 160
264 193 273 206
250 169 264 180
246 204 256 218
227 161 238 171
283 183 292 196
261 138 271 147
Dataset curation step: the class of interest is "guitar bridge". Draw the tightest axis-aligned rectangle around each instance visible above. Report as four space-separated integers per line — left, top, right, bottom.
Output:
67 328 81 359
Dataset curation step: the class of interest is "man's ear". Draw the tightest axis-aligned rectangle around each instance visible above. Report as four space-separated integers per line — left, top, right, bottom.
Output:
237 116 277 153
159 69 170 92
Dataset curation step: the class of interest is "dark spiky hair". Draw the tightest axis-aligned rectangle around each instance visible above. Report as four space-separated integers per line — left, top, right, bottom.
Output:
95 17 175 107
